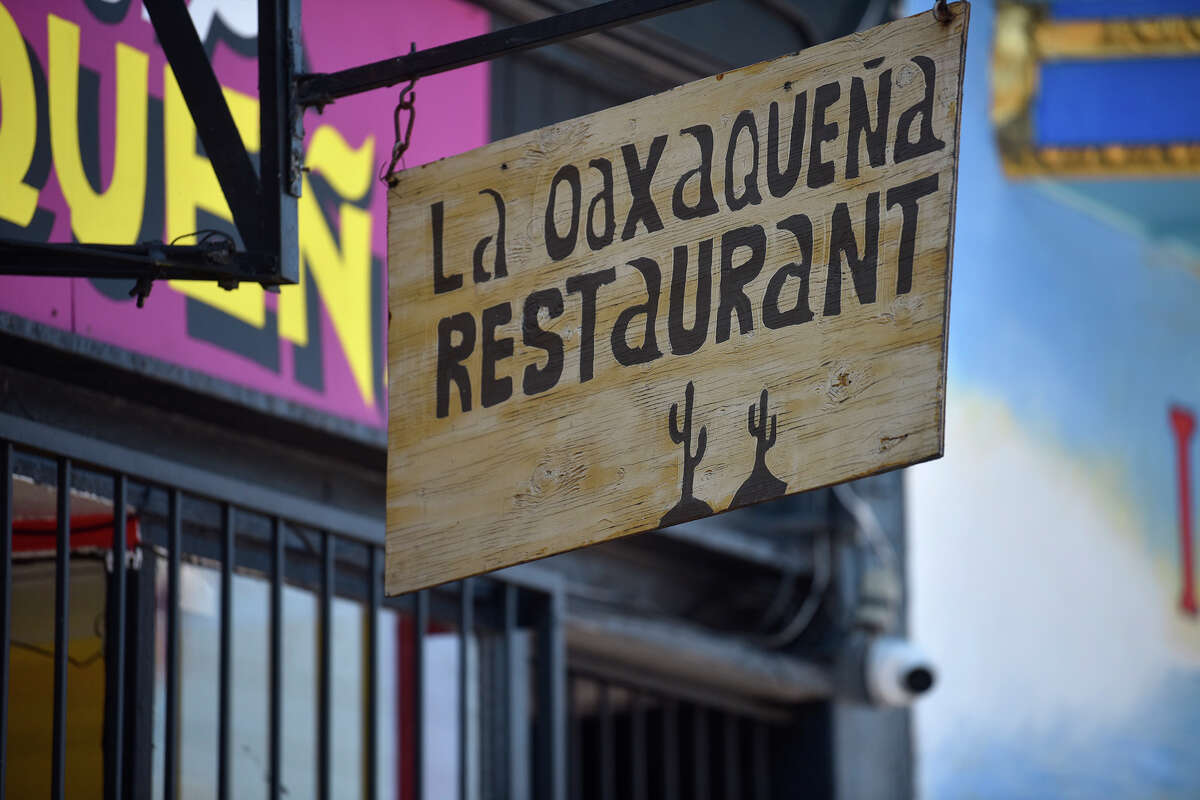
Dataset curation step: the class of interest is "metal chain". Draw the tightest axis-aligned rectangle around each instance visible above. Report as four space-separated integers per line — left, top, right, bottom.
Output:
932 0 951 23
380 44 418 187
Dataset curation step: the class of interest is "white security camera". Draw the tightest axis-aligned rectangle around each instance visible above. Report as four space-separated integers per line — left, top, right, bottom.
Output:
863 636 936 707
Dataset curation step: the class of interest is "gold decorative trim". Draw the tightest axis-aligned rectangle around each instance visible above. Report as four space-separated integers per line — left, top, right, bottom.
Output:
992 5 1038 157
1002 143 1200 177
1035 17 1200 60
991 3 1200 178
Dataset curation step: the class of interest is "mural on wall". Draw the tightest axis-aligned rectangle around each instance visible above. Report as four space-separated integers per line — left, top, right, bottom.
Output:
0 0 489 428
1171 405 1196 616
906 0 1200 797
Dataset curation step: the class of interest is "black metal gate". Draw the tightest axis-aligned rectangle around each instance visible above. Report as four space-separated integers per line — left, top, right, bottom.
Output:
0 414 569 800
0 414 791 800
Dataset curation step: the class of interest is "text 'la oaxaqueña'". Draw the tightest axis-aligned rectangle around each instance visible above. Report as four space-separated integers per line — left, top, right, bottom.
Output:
428 55 945 418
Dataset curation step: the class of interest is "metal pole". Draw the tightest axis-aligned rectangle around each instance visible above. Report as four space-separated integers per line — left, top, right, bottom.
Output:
693 706 709 800
536 590 567 800
663 700 679 800
459 580 474 800
270 518 284 800
318 533 333 800
415 590 429 800
752 721 770 800
164 490 182 800
0 442 11 800
107 475 128 800
723 713 740 800
631 692 647 800
51 458 71 800
569 676 582 800
503 584 520 800
599 685 615 800
366 547 381 800
218 504 234 800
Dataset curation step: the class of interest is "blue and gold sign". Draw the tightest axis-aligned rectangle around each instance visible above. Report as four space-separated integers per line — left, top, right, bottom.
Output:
993 1 1200 176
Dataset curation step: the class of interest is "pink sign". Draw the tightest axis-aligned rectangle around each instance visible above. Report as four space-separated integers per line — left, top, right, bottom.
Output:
0 0 490 429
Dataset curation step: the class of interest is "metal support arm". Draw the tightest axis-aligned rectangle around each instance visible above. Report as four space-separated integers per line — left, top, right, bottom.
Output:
259 0 303 284
142 0 264 252
0 239 277 303
296 0 713 107
1 0 709 292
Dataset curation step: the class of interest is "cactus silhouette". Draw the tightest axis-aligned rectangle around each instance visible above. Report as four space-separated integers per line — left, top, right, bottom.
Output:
659 381 713 527
748 389 777 450
670 382 707 493
731 388 787 508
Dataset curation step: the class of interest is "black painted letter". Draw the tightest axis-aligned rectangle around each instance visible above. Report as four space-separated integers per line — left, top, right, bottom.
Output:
473 189 508 283
846 68 891 180
566 267 618 382
545 165 581 261
481 303 514 408
522 288 565 396
824 192 880 316
431 201 462 294
586 158 616 250
717 226 766 342
621 135 668 240
886 173 939 295
611 258 664 366
763 214 814 329
725 110 763 211
893 56 945 163
767 91 806 198
436 312 475 417
668 240 713 356
672 125 719 220
807 82 841 189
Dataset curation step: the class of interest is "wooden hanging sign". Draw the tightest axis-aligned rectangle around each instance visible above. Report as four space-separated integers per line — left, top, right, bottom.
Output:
386 3 969 594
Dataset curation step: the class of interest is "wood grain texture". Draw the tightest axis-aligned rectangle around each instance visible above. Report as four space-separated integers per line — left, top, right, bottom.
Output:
386 3 969 595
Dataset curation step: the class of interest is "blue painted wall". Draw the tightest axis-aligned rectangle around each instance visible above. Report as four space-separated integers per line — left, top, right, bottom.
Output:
904 1 1200 797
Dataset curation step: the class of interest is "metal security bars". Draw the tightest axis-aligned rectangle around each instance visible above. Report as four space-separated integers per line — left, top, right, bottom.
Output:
0 415 795 799
568 671 776 800
0 414 566 799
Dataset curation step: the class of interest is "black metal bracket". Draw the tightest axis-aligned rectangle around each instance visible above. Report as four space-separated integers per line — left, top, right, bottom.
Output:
0 0 710 297
0 239 278 305
258 0 303 284
142 0 264 253
0 0 300 293
297 0 712 108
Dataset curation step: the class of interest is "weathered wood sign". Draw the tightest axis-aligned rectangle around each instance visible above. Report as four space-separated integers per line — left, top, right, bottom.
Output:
386 3 969 594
